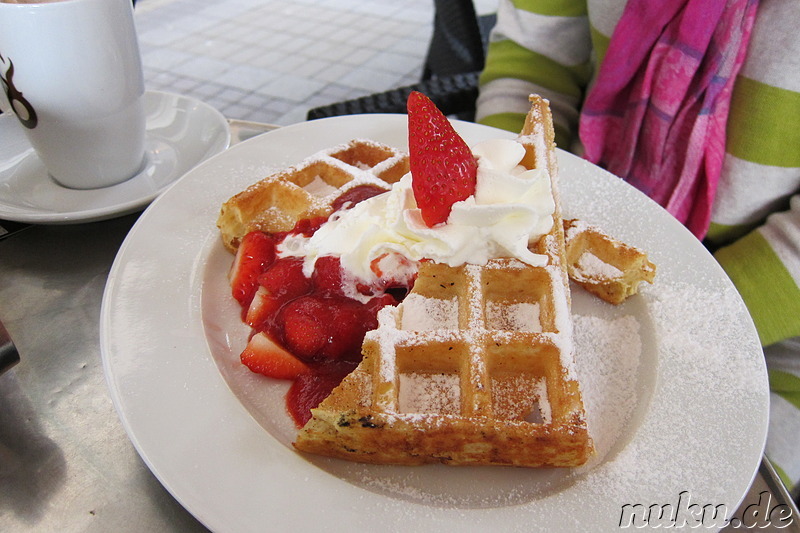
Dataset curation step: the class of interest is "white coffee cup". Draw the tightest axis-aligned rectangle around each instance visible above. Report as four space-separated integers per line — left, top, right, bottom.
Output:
0 0 146 189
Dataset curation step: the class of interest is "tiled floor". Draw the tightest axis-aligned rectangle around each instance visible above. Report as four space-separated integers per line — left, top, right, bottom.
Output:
133 0 498 126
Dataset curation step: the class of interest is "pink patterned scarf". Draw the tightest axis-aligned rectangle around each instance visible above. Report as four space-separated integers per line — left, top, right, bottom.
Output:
578 0 759 239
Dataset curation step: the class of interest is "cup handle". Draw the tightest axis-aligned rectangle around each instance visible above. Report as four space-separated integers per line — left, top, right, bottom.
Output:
0 56 12 115
1 57 38 129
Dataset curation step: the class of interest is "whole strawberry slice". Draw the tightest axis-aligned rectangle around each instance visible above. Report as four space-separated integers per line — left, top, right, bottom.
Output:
230 231 276 308
407 91 477 226
248 257 313 337
240 331 311 379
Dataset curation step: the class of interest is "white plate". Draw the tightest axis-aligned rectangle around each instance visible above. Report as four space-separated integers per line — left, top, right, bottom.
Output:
0 90 230 224
101 115 769 532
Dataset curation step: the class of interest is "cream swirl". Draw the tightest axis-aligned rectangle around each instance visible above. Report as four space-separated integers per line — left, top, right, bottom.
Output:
278 138 555 284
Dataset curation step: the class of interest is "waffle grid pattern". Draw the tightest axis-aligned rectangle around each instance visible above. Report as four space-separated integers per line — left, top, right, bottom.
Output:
372 259 571 423
293 97 594 467
217 139 408 251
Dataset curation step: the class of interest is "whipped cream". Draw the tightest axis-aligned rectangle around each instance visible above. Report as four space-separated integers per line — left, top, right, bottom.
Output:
278 138 555 285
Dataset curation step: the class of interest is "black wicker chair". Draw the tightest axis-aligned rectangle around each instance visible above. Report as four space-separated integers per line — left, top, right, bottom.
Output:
306 0 495 122
422 0 490 80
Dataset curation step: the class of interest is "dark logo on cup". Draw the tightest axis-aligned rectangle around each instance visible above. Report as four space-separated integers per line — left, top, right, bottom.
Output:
0 52 38 129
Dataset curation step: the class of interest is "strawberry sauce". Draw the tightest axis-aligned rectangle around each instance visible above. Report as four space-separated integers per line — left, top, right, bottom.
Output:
230 185 409 427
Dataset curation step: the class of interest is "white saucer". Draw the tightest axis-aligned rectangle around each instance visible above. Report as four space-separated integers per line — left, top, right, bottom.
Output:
0 90 230 224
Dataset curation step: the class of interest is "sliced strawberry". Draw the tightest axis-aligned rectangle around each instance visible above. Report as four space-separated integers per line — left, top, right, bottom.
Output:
331 184 388 212
365 292 399 317
230 231 276 308
280 296 329 360
311 256 344 296
292 216 328 237
257 257 312 300
244 257 312 339
280 294 375 363
250 257 313 339
272 216 328 242
245 285 282 333
325 298 376 361
407 91 477 226
240 331 311 379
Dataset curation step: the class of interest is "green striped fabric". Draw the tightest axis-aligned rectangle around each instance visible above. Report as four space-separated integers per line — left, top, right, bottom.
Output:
772 460 794 492
510 0 587 17
481 40 591 100
589 26 611 66
481 111 571 147
770 369 800 410
706 220 758 247
715 230 800 346
727 76 800 167
480 112 528 137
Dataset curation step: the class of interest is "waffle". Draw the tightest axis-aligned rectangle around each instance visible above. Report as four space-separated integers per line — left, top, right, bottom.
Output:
217 136 654 309
564 219 656 305
293 96 594 466
217 139 408 252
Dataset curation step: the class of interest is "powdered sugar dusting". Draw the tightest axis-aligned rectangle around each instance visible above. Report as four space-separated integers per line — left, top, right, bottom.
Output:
577 251 623 279
303 175 340 197
533 378 551 423
573 313 641 468
563 217 590 239
399 372 461 414
547 264 576 378
400 295 458 331
486 302 541 332
569 281 767 511
491 375 550 423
